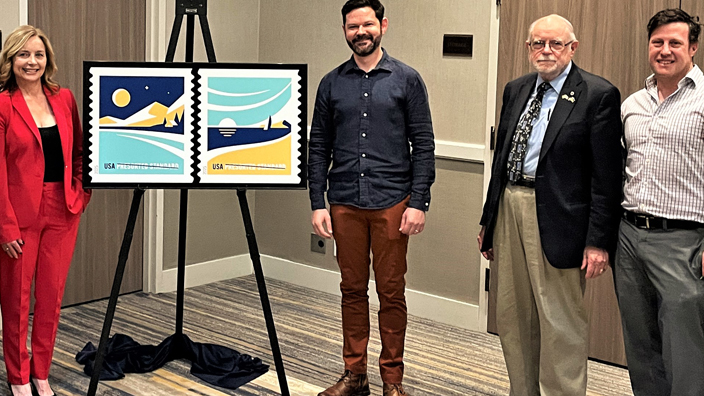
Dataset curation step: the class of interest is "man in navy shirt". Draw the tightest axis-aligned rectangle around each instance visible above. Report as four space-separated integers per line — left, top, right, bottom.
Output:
309 1 434 395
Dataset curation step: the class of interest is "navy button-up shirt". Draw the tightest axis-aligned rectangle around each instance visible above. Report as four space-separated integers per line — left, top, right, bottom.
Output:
309 50 435 211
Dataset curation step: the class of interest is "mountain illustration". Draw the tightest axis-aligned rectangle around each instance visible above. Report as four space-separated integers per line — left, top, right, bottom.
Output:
100 94 185 128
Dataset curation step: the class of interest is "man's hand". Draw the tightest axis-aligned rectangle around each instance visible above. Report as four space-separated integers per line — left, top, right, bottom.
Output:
311 209 333 239
399 208 425 236
1 239 24 259
477 226 494 261
582 246 609 279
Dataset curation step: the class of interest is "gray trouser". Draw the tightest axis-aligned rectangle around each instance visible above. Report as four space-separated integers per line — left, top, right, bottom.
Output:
614 219 704 396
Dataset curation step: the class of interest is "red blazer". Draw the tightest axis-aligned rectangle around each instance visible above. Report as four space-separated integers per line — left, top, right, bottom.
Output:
0 86 91 243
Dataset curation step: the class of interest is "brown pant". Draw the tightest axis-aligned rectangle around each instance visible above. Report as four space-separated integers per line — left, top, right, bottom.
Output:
330 197 409 384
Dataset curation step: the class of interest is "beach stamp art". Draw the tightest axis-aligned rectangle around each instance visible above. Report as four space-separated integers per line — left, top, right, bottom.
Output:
83 62 307 189
197 68 302 185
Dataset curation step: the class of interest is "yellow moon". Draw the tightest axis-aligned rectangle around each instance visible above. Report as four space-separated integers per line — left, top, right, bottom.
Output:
112 88 131 107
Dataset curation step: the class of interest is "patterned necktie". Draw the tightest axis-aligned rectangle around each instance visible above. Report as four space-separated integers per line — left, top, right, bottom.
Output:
507 81 551 183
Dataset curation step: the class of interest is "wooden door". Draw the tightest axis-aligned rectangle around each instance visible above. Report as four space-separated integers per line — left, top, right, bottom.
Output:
681 1 704 67
488 0 687 366
28 0 146 306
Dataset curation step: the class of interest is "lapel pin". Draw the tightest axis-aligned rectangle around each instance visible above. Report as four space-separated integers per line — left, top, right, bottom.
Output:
561 94 575 103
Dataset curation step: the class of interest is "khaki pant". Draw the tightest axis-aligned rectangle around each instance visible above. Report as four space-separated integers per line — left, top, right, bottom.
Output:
494 184 588 396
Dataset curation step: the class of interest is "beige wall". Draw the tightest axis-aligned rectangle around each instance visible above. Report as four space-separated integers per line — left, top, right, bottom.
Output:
379 0 492 145
258 0 492 145
4 0 492 304
255 160 484 303
161 0 260 270
163 0 260 64
0 1 21 44
255 0 490 304
153 0 491 305
163 190 252 269
407 160 483 302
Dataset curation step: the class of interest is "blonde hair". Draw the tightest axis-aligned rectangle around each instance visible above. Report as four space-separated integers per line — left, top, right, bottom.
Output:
0 25 59 93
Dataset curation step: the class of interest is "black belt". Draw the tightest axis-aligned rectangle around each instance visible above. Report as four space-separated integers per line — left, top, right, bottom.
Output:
512 176 535 188
623 210 704 230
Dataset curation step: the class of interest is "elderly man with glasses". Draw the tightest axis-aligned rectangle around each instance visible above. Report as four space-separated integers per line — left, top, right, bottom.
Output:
477 14 623 396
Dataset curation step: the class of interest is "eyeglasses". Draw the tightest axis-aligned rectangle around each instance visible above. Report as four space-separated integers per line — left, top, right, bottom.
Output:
529 40 574 52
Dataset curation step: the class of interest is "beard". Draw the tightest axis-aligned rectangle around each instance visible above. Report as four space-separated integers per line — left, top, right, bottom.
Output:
531 57 565 80
533 62 557 77
346 33 382 57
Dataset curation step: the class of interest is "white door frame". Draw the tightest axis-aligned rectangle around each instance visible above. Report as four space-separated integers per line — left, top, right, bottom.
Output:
19 0 27 24
142 0 169 293
477 1 502 333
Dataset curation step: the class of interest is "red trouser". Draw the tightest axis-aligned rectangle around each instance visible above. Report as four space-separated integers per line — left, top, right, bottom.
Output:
0 182 81 384
330 197 409 384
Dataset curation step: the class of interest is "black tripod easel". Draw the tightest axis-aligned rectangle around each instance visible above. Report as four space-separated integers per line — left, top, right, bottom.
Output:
86 1 290 395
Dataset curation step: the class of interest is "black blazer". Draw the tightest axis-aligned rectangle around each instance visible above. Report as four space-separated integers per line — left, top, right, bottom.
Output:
480 64 623 269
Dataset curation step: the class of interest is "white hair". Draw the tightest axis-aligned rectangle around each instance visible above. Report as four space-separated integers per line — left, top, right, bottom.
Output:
527 14 577 42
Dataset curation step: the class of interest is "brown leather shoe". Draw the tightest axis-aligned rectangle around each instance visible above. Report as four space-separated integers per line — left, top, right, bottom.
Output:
383 383 408 396
317 370 370 396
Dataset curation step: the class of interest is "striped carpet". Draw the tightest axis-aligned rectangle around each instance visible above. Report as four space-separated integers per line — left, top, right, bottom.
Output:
0 275 634 395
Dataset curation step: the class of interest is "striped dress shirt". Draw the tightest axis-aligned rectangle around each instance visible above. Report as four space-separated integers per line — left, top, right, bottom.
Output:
621 65 704 222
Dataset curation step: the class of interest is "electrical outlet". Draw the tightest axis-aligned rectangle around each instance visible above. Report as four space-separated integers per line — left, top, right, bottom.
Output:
310 233 326 254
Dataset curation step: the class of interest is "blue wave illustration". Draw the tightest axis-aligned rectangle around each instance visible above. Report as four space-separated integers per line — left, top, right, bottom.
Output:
99 131 184 175
207 77 292 126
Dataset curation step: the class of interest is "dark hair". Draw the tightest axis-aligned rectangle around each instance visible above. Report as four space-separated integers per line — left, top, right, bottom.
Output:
648 8 701 44
341 0 384 25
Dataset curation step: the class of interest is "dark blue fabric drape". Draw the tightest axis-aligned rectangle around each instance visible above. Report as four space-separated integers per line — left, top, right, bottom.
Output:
76 333 269 389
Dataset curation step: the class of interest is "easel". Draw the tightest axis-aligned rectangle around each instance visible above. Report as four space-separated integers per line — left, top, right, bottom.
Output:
86 1 290 394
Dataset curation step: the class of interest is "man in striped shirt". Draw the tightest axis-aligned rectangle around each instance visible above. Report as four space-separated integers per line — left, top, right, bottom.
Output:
617 8 703 396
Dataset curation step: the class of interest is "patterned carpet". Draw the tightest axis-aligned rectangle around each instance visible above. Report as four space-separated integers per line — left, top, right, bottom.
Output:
0 275 634 395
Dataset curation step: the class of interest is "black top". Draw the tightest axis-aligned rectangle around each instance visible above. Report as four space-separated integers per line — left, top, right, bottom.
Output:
308 49 435 211
38 125 64 182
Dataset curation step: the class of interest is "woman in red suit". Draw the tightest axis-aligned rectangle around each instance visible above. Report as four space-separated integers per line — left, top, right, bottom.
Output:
0 26 90 396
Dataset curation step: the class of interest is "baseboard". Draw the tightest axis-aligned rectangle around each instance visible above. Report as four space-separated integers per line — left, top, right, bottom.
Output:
156 255 252 293
155 254 481 330
260 255 482 331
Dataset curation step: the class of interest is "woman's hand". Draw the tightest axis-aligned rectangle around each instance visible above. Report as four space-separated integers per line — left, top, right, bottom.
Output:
1 239 23 259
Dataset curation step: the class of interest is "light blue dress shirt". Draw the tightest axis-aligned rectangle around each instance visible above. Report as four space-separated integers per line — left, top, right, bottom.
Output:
522 61 572 177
